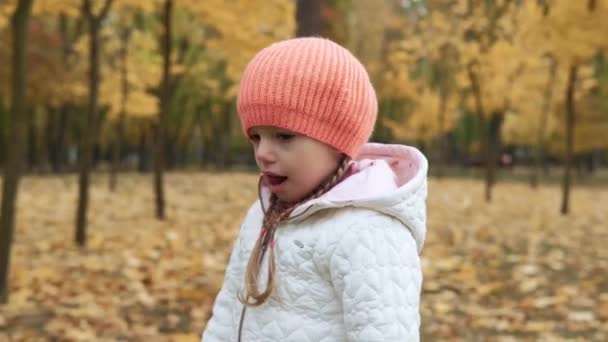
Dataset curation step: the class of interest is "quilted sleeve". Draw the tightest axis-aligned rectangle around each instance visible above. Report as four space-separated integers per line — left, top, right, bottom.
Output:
201 231 243 342
329 217 422 342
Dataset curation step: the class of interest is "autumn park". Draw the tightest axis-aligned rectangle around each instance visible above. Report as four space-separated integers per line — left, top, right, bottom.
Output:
0 0 607 341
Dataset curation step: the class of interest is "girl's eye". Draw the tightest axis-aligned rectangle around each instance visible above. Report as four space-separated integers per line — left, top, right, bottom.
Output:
276 133 295 141
248 134 260 143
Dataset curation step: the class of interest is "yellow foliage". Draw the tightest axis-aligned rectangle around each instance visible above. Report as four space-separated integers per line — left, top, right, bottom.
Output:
339 0 393 85
452 0 468 16
519 1 608 66
503 57 607 156
32 0 80 17
2 0 607 155
0 1 16 31
114 0 158 13
182 0 294 90
386 87 457 143
502 110 559 147
547 93 608 155
100 28 161 120
462 40 527 116
380 68 418 100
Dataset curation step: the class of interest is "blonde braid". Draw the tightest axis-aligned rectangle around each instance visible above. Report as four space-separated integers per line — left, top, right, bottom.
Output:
239 156 352 306
308 157 352 200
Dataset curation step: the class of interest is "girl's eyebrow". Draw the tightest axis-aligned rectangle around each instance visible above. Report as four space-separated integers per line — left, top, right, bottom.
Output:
248 127 296 135
274 128 295 134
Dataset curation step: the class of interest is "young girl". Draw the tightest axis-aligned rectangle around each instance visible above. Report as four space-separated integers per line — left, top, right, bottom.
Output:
202 37 427 342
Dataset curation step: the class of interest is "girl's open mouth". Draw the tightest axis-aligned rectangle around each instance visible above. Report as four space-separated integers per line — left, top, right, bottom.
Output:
264 174 288 186
263 173 288 193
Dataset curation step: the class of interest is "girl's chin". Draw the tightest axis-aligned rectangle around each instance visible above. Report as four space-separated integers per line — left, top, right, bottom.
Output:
270 185 297 203
275 191 308 205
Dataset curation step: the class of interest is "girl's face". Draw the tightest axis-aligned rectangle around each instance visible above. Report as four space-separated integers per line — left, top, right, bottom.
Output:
248 126 342 203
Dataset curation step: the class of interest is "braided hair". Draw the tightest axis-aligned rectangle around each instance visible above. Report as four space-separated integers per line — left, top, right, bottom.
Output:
238 156 352 306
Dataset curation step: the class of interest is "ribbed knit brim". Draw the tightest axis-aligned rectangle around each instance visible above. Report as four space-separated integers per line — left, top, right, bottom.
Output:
237 37 378 158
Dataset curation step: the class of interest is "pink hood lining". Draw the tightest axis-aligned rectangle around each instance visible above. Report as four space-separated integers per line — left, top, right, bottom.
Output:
259 142 428 252
260 142 427 216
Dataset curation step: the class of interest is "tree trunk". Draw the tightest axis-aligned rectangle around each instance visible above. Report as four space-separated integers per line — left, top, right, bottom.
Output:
221 103 233 169
154 0 172 220
27 115 36 171
296 0 322 37
468 61 504 203
76 0 113 247
585 152 595 174
56 107 69 172
561 64 578 215
38 110 50 172
109 122 122 191
54 14 83 173
484 112 503 202
0 0 34 304
576 156 585 178
48 107 59 172
75 11 99 247
199 123 208 168
531 58 556 188
467 63 498 202
165 135 176 170
47 107 59 171
110 29 130 192
137 127 149 173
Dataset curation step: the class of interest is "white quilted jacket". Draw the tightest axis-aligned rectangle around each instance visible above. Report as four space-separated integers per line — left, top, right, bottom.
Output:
202 143 428 342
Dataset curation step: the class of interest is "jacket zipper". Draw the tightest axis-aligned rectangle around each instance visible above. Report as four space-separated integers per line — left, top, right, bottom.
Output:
237 304 246 341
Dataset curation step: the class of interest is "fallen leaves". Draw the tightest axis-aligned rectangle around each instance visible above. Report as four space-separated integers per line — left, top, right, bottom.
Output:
0 172 606 340
422 178 608 341
1 172 257 341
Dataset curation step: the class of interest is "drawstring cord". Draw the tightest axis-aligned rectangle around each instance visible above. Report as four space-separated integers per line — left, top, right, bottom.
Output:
237 160 350 340
238 176 273 341
237 225 275 341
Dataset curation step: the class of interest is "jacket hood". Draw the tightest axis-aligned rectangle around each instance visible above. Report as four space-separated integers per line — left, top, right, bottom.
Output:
259 142 428 252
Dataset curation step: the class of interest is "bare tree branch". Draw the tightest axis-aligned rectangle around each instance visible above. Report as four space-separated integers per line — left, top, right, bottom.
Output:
99 0 114 20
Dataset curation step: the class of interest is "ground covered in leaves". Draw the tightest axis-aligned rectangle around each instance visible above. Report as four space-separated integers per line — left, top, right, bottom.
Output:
0 172 606 341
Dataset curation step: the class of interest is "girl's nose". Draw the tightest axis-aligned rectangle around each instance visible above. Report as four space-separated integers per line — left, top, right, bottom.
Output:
255 139 276 165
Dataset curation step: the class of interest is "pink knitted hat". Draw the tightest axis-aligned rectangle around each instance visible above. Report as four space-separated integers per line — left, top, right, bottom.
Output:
237 37 378 158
